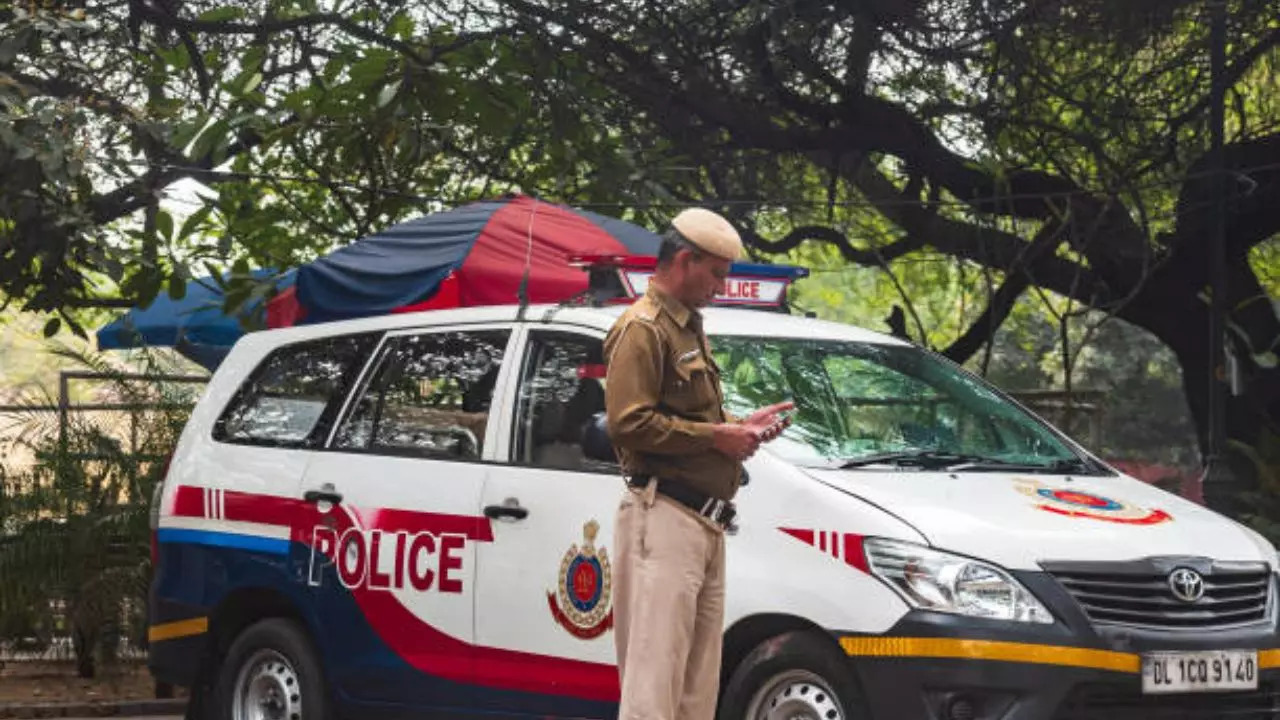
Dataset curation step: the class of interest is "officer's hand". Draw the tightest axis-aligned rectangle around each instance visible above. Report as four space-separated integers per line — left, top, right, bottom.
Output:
743 400 795 427
744 401 795 443
713 423 761 461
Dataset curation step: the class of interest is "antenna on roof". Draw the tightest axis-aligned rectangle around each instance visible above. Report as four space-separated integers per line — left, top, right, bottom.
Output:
516 196 539 321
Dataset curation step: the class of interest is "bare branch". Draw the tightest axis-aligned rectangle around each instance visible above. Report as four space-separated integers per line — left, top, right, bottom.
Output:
941 220 1067 362
136 3 513 68
738 224 925 265
90 115 298 224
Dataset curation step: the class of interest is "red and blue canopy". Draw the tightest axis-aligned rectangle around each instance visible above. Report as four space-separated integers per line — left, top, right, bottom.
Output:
96 194 807 369
268 194 666 327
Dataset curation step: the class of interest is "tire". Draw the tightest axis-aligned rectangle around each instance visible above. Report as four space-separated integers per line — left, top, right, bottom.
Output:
214 618 332 720
719 631 867 720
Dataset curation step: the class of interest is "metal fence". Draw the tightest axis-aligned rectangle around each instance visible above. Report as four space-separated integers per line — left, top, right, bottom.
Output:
0 370 208 665
1010 389 1106 450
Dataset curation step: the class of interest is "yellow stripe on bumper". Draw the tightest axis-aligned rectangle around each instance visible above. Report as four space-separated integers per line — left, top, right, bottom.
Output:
843 637 1280 673
148 617 208 643
842 637 1139 673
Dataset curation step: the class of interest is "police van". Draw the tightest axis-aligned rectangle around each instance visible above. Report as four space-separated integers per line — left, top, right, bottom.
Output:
149 256 1280 720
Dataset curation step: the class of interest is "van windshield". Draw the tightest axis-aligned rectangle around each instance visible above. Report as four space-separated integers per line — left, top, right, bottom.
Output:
711 336 1088 471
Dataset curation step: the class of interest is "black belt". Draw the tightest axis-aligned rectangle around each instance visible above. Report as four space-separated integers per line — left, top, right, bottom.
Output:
626 474 736 529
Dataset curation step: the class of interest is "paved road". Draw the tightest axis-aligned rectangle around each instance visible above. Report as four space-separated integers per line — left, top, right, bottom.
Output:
63 712 184 717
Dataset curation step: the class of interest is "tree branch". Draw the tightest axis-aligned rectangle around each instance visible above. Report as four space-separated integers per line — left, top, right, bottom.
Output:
137 3 509 69
90 116 297 224
1165 25 1280 134
3 71 140 120
851 164 1115 307
941 220 1067 362
738 224 925 265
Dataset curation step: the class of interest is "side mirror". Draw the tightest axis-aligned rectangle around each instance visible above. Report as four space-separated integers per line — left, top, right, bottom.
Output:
581 411 618 464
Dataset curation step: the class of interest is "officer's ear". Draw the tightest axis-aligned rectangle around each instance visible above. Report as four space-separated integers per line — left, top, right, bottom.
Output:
581 412 618 464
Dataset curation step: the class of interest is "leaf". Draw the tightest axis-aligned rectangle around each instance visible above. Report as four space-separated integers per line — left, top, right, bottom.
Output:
197 6 246 22
388 11 415 40
241 46 266 74
169 118 206 153
179 207 213 240
189 119 229 161
67 318 88 341
377 79 402 108
154 210 174 242
349 51 393 87
168 273 187 301
203 262 227 288
222 284 251 313
155 44 190 72
137 273 162 309
239 72 263 97
0 41 15 67
43 318 60 338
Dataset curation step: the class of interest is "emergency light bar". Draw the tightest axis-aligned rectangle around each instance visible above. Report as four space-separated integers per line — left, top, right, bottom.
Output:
568 254 810 311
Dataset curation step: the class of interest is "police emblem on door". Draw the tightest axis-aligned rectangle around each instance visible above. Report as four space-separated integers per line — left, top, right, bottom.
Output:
547 519 614 639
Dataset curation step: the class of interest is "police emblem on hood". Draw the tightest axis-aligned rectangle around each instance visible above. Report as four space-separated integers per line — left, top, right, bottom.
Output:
548 520 614 639
1014 478 1172 525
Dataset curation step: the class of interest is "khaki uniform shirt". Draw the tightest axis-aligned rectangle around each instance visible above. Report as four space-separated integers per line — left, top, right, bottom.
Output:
603 285 742 501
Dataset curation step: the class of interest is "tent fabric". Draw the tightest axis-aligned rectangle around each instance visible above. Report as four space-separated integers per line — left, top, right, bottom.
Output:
451 196 660 308
290 198 498 324
283 195 661 326
96 195 672 368
96 268 292 372
97 268 289 350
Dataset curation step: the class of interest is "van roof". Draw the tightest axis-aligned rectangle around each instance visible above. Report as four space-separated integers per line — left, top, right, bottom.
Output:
236 303 911 349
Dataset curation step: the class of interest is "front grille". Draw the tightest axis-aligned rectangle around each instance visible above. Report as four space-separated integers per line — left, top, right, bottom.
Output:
1054 681 1280 719
1049 566 1271 629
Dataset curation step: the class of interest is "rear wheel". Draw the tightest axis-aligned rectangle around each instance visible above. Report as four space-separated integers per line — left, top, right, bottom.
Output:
719 631 866 720
215 618 331 720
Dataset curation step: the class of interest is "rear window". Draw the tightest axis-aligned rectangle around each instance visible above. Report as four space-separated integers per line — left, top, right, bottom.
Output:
213 333 379 448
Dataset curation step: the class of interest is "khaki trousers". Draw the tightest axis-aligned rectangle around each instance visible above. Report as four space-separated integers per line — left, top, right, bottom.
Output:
613 481 727 720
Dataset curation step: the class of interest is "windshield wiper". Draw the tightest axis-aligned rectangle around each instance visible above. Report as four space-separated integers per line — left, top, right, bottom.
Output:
838 450 993 469
947 457 1095 473
839 451 1092 473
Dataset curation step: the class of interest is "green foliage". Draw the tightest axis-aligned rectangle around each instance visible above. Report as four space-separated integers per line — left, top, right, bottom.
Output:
0 345 197 676
0 1 624 329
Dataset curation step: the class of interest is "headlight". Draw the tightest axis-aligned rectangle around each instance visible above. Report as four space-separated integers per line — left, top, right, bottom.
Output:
864 538 1054 624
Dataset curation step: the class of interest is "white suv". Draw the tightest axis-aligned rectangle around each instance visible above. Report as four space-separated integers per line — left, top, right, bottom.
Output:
149 301 1280 720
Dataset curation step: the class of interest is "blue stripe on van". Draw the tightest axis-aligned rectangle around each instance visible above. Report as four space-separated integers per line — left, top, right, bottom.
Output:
157 528 290 556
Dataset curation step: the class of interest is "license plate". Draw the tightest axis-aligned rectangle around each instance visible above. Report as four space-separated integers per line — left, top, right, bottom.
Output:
1142 650 1258 694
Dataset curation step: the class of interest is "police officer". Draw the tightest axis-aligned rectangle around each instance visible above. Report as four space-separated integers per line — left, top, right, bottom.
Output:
604 208 794 720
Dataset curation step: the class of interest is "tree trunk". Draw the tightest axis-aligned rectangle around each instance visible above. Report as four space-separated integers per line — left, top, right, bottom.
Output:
1122 277 1280 519
72 624 97 679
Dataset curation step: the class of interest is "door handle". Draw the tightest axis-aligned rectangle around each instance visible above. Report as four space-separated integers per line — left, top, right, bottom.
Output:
304 484 343 505
484 500 529 521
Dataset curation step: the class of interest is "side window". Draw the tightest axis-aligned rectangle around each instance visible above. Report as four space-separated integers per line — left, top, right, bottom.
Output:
512 332 612 472
334 329 509 459
214 333 378 447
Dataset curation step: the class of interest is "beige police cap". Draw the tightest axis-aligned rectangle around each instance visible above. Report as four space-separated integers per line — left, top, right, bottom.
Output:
671 208 743 262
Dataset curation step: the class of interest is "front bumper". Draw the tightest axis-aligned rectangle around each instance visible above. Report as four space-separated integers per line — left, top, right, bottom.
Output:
840 570 1280 719
848 643 1280 719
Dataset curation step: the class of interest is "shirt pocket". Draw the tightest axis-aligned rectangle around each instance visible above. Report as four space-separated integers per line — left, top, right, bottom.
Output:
666 354 716 414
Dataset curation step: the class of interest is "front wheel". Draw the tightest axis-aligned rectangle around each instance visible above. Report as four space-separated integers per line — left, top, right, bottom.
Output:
214 618 331 720
719 631 866 720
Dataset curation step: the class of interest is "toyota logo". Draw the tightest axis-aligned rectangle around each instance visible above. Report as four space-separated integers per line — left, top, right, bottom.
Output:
1169 568 1205 603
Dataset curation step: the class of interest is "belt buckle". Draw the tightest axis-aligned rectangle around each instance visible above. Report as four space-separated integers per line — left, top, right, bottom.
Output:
700 497 732 527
